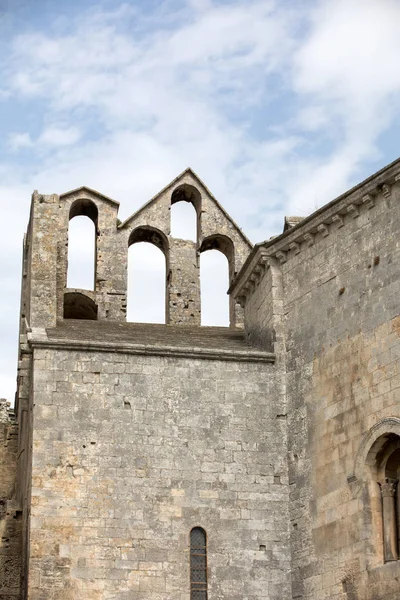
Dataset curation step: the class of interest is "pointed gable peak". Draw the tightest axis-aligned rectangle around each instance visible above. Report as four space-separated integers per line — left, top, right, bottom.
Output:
120 168 252 248
59 186 120 208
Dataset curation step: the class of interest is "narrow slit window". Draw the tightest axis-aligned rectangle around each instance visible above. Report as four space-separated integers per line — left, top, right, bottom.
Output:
190 527 207 600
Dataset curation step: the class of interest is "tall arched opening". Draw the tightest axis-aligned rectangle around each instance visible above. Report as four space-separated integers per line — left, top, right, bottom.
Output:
67 199 98 291
200 235 234 327
170 184 201 241
127 227 168 324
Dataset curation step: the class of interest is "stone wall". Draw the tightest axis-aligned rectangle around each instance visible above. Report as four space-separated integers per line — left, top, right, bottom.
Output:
280 174 400 600
25 169 251 331
27 348 290 600
0 400 22 599
231 160 400 599
17 160 400 599
235 165 400 599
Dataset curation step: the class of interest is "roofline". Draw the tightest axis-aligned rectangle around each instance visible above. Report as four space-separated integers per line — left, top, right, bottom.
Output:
118 167 253 248
28 331 275 364
59 186 120 207
188 168 253 248
230 155 400 294
118 167 193 228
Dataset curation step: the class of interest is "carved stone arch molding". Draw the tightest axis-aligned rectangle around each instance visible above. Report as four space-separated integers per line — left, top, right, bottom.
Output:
348 418 400 564
348 417 400 486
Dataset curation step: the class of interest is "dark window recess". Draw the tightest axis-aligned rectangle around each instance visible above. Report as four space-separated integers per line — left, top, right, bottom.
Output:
190 527 207 600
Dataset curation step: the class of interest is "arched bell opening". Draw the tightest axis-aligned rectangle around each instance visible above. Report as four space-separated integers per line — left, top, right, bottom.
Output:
67 199 98 291
127 226 169 324
69 199 99 223
200 235 235 327
170 184 201 242
200 234 235 280
128 226 168 253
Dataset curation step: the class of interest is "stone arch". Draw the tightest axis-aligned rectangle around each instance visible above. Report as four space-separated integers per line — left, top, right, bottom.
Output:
69 198 99 224
350 418 400 483
127 226 168 323
170 184 200 242
171 184 201 215
369 433 400 563
200 234 235 278
200 234 236 327
128 226 168 255
66 198 98 292
350 419 400 565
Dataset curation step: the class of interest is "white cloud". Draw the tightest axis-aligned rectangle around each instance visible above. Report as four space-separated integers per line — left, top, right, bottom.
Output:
8 126 81 153
1 0 400 401
2 0 299 233
295 0 400 107
8 132 33 151
39 126 81 147
285 0 400 215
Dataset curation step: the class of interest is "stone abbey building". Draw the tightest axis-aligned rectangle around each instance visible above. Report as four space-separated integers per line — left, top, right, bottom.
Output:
1 161 400 599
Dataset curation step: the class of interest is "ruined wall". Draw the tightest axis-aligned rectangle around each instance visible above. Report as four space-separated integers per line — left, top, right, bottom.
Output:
27 347 290 600
22 160 400 600
0 400 22 599
25 170 251 331
120 169 252 327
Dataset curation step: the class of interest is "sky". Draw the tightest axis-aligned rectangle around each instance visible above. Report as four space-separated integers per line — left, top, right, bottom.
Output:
1 0 400 402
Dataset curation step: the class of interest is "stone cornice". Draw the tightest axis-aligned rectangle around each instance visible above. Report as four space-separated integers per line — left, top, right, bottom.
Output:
28 331 275 364
231 157 400 300
230 248 271 307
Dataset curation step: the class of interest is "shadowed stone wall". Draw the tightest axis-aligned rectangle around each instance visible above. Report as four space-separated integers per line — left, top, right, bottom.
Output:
0 400 22 599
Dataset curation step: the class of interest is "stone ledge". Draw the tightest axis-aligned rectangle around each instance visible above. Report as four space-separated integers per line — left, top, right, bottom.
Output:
29 336 276 364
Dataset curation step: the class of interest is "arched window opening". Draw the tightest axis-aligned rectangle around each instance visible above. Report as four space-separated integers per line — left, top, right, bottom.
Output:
200 249 230 327
375 438 400 562
190 527 207 600
171 185 200 242
128 227 168 324
67 200 98 291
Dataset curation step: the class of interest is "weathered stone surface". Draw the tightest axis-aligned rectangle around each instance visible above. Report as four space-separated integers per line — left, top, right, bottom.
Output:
5 160 400 599
232 158 400 599
0 401 22 599
22 169 252 332
27 348 289 599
